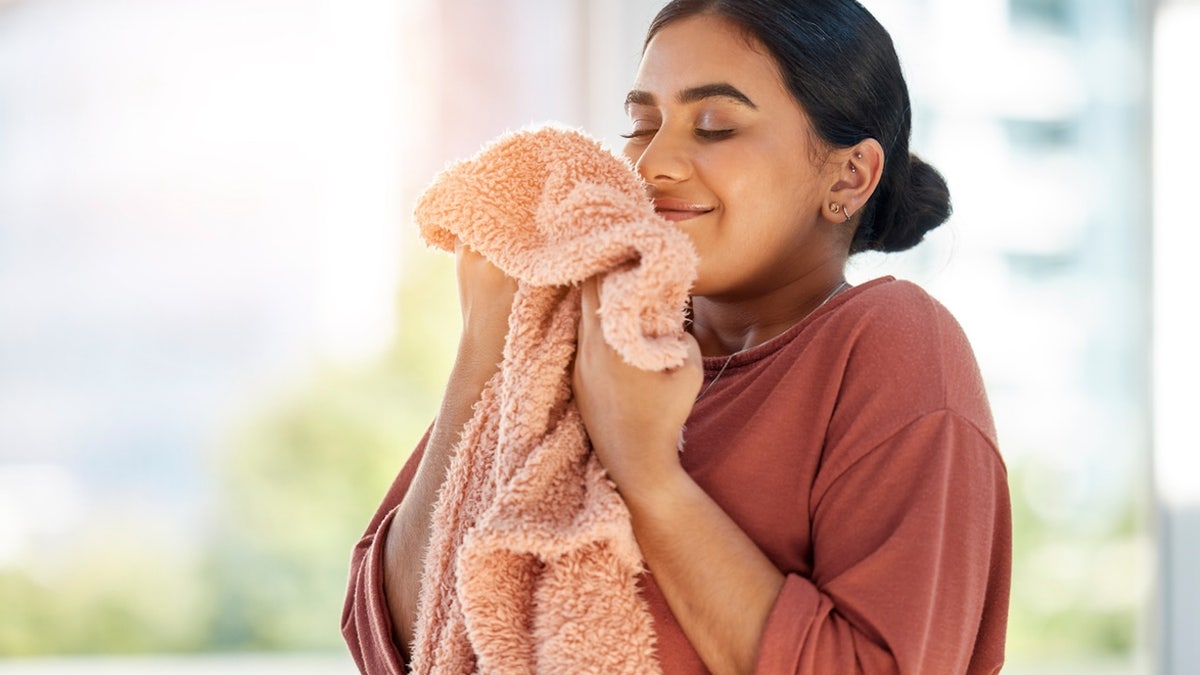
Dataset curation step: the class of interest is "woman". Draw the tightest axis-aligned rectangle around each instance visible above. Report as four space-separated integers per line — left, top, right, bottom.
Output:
343 1 1011 673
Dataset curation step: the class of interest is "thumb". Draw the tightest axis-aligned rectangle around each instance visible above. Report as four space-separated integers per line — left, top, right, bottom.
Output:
675 332 705 399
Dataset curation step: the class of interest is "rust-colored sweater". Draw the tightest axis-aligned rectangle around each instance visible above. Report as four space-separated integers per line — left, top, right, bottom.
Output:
342 276 1012 674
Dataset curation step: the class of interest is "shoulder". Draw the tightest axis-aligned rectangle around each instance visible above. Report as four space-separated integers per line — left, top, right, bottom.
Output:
823 277 997 447
837 277 960 344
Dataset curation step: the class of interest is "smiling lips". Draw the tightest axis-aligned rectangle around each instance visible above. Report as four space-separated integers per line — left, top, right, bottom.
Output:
652 198 714 222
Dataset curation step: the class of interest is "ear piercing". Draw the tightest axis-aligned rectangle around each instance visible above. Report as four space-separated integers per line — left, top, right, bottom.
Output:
830 203 852 223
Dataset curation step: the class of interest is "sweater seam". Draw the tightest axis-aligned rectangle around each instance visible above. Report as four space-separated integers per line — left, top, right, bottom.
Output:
814 407 1005 514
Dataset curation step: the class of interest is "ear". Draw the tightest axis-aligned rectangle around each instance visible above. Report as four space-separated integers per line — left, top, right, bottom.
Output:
823 138 885 224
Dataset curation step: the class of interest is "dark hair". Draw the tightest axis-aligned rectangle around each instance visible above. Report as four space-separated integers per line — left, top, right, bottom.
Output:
645 0 951 254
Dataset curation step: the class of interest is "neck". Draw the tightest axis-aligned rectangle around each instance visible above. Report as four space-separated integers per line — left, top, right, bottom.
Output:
691 269 848 357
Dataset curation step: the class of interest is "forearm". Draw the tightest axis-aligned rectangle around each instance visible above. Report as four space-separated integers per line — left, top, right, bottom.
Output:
382 338 501 658
623 467 785 675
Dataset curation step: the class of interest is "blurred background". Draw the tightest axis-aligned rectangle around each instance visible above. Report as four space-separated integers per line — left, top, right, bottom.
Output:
0 0 1195 672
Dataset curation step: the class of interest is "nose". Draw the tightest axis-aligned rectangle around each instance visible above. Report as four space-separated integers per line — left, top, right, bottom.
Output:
626 129 692 186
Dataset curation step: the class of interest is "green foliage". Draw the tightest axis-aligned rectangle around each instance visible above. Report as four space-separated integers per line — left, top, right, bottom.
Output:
0 248 459 656
1005 458 1149 659
0 520 212 655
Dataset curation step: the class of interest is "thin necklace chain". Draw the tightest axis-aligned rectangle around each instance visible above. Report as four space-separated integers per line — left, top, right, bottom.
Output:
694 280 850 402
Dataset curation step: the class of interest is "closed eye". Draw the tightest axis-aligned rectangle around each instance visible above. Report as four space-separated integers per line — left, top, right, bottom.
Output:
620 129 658 140
622 128 735 141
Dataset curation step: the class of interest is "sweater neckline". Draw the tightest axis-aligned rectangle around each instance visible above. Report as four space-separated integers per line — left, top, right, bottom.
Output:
698 276 894 372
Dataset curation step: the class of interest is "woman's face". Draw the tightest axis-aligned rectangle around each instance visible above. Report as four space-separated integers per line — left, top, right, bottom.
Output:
625 13 845 298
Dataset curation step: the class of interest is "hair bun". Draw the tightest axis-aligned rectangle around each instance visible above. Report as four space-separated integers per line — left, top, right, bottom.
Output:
864 153 952 253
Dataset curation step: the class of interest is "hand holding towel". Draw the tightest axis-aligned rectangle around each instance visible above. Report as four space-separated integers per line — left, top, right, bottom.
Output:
410 125 697 674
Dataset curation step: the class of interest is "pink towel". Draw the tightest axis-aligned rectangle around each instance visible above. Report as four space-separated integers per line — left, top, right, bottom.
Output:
409 125 697 674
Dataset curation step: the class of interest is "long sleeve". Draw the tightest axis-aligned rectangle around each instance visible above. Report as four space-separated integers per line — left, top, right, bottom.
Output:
754 411 1011 674
341 433 429 674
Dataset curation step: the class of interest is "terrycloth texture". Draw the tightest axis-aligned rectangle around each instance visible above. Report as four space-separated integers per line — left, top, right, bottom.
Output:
409 126 697 674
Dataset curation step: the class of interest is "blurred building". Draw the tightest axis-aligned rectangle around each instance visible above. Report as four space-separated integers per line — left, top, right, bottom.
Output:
858 0 1153 667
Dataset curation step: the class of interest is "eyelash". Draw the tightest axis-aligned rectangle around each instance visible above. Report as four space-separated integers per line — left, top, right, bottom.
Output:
618 129 654 140
619 128 735 141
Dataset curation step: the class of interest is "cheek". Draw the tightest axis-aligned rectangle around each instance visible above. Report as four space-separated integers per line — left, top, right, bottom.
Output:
693 146 756 202
750 153 824 222
711 159 817 247
698 152 794 229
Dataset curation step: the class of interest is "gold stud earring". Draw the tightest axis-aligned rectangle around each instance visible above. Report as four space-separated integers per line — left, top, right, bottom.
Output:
831 203 851 223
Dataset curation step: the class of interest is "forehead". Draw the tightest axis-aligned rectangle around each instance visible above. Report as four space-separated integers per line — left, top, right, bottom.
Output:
633 13 791 103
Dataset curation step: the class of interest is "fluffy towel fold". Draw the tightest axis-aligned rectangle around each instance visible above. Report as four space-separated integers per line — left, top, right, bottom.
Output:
409 125 698 674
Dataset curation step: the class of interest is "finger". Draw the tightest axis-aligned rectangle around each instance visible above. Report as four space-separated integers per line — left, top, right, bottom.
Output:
580 276 600 317
683 332 703 367
682 334 704 395
665 332 703 377
573 279 597 392
578 277 600 338
454 239 473 260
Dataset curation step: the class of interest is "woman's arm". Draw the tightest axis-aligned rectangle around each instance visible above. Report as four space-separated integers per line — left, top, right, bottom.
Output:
343 246 516 667
380 332 505 658
625 469 787 675
573 277 779 675
384 245 516 658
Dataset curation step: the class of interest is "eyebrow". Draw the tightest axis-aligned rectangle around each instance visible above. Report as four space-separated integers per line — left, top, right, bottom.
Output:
624 82 758 111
